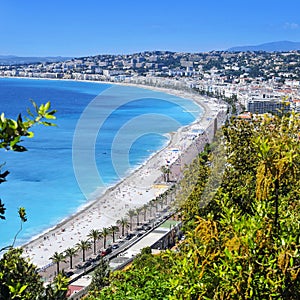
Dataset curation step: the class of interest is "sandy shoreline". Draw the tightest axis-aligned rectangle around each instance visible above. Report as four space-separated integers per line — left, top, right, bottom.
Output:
17 81 226 267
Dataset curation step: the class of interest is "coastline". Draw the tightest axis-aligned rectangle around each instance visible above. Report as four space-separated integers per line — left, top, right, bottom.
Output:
10 79 226 267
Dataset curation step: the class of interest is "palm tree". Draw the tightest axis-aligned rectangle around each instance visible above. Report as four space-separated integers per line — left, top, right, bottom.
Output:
117 217 129 236
101 227 110 249
142 204 148 222
135 207 143 226
109 225 119 243
152 198 159 213
65 247 77 269
159 195 165 209
164 191 170 206
88 229 101 255
76 240 91 262
127 209 136 231
161 165 170 182
148 200 155 217
50 251 65 274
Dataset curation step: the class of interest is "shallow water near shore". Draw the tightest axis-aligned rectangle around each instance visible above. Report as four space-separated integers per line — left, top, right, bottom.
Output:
0 78 201 249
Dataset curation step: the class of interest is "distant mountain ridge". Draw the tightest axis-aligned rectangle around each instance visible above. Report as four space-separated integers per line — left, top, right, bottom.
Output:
227 41 300 52
0 55 72 65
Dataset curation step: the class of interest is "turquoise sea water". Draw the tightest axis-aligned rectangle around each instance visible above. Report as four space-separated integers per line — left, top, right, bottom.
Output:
0 78 202 249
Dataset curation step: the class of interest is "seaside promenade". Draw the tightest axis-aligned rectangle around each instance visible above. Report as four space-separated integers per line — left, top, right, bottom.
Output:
20 84 227 282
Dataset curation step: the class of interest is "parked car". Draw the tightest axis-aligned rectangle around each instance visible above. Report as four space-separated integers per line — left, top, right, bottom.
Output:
112 243 119 249
101 246 112 256
64 271 74 278
125 233 134 240
95 253 103 260
83 261 91 268
75 264 83 269
142 225 151 231
115 238 125 244
136 230 146 237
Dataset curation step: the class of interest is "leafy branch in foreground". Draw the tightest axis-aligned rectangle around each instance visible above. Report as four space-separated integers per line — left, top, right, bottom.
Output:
0 100 56 152
0 100 56 249
0 248 68 300
0 100 68 299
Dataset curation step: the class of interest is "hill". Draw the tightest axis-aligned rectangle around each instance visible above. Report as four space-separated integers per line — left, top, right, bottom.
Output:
227 41 300 52
0 55 72 65
86 114 300 299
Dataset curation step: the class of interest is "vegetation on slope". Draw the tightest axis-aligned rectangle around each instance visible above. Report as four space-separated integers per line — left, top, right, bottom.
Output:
88 112 300 299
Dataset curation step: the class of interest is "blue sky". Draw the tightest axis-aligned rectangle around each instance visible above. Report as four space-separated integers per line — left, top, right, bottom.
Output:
1 0 300 57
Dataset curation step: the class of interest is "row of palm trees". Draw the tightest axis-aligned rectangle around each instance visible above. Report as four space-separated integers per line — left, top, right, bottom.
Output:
117 186 177 234
50 185 177 275
125 188 175 226
50 225 118 274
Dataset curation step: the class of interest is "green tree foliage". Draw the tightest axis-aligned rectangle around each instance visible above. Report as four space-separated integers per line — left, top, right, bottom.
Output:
221 115 259 213
101 227 110 249
254 113 300 234
50 251 66 275
88 258 110 297
0 248 69 300
170 113 300 299
76 240 91 262
87 248 173 300
88 229 101 255
0 100 56 153
65 247 77 269
116 217 129 236
135 207 143 226
43 273 69 300
0 248 44 299
87 113 300 299
175 150 210 229
142 204 148 222
109 225 119 243
160 165 170 182
126 209 136 231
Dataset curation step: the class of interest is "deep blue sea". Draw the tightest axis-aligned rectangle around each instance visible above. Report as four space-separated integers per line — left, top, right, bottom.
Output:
0 78 202 249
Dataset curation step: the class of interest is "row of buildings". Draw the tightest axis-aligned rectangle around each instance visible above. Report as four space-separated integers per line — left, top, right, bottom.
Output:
1 50 300 115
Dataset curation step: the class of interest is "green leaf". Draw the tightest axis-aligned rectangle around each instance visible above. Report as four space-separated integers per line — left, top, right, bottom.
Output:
18 207 27 222
0 113 5 122
224 248 232 260
27 131 34 138
44 101 50 111
45 114 56 120
30 99 38 112
290 257 294 267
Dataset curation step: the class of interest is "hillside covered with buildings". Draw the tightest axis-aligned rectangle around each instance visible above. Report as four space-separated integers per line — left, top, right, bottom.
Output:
1 50 300 115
